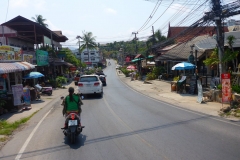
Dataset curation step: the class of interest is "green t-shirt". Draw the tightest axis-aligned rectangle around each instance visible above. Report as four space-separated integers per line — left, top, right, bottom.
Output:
65 94 79 111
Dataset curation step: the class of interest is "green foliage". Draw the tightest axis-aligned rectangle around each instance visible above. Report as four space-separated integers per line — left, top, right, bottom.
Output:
203 48 219 66
85 68 95 75
120 67 131 77
0 110 38 138
61 48 82 67
152 66 166 76
217 84 222 90
173 76 180 81
0 99 6 107
56 76 67 87
146 72 157 80
232 85 240 94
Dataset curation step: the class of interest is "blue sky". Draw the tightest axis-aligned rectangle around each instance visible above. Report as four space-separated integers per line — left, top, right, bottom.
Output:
0 0 239 48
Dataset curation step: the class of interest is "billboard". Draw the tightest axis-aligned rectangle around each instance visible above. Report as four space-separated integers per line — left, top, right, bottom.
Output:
23 54 33 63
36 50 49 66
0 45 22 61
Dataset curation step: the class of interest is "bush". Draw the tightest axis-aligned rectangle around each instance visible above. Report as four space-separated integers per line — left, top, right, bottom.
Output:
152 66 166 76
121 67 131 77
56 76 67 87
146 72 157 80
217 84 222 90
232 85 240 94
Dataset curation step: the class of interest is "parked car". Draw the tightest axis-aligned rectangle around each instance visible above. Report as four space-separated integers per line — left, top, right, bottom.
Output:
99 75 107 86
76 75 103 97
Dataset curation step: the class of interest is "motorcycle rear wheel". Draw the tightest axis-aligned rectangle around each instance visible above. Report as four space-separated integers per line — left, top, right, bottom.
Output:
70 132 76 144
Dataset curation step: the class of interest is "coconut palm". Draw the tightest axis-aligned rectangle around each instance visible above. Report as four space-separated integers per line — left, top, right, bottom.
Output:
80 31 97 62
32 15 48 27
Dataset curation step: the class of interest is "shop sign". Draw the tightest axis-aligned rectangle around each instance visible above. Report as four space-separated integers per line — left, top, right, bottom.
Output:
57 51 66 58
0 45 22 61
221 73 231 103
12 84 23 106
69 67 77 71
36 50 49 66
23 88 31 106
23 54 33 63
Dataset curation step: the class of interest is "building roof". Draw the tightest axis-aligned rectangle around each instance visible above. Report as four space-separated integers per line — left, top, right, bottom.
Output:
155 35 207 61
1 15 68 44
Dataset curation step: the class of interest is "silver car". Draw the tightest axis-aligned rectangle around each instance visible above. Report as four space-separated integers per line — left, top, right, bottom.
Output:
77 75 103 97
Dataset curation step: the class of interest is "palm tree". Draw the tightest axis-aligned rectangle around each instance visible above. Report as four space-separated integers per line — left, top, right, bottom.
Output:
80 31 97 64
32 15 48 27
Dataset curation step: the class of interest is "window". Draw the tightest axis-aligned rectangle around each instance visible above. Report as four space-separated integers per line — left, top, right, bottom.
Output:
90 52 95 55
80 76 98 82
84 53 88 55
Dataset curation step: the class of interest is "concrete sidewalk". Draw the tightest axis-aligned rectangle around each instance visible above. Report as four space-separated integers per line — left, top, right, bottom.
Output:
0 82 75 123
117 70 239 120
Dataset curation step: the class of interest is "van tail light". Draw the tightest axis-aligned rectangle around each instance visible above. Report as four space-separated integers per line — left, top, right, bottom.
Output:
94 82 100 86
71 113 75 120
78 83 83 87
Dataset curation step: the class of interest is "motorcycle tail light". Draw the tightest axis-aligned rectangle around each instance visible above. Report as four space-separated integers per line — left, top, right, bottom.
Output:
71 113 75 120
78 83 83 87
94 82 100 86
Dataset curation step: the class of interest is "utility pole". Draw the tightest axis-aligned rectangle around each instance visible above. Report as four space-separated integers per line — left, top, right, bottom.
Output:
152 26 155 45
212 0 225 76
132 32 138 55
132 32 141 78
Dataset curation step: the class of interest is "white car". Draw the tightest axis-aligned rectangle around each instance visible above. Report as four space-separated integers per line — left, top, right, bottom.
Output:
116 64 122 69
77 75 103 97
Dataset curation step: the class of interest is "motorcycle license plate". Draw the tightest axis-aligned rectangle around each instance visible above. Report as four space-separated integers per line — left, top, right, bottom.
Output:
68 120 77 126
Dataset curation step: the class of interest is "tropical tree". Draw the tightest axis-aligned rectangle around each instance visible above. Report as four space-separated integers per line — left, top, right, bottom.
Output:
80 31 97 62
32 15 48 27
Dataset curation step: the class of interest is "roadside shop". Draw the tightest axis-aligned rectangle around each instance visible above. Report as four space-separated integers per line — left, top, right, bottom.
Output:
0 45 35 114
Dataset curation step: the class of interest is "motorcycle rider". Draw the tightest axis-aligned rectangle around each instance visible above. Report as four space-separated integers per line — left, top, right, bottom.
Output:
62 87 83 129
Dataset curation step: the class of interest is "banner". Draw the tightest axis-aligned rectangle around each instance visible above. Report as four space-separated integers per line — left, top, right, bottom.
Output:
221 73 231 103
0 45 22 61
23 54 33 63
12 84 23 106
36 50 49 66
23 87 31 106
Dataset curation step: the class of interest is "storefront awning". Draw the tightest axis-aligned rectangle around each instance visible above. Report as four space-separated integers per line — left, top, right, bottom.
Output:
0 62 35 74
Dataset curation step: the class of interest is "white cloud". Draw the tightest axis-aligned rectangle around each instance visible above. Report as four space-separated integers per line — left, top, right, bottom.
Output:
10 0 46 10
10 0 30 8
104 8 117 14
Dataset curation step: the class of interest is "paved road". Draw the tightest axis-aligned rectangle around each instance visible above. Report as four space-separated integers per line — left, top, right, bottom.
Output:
1 59 240 160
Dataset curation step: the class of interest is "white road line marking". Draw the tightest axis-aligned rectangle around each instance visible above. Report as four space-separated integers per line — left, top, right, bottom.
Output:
15 107 53 160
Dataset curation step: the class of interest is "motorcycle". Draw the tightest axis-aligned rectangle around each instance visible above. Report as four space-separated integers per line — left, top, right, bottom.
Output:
35 84 53 97
61 96 84 144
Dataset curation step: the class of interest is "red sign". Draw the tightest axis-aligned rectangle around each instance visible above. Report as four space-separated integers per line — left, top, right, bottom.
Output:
221 73 231 103
85 62 92 65
69 67 77 71
221 73 230 79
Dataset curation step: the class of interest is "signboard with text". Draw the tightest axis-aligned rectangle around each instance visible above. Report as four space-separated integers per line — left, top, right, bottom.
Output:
36 50 49 66
23 88 31 106
12 84 23 106
23 54 33 63
221 73 231 103
0 45 22 61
